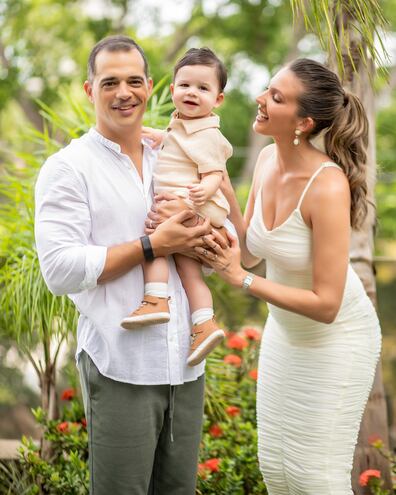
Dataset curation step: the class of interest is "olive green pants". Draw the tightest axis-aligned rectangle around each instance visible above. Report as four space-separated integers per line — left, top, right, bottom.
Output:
78 351 205 495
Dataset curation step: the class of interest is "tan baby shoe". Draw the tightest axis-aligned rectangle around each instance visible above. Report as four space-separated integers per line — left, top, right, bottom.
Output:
187 318 225 367
121 295 170 330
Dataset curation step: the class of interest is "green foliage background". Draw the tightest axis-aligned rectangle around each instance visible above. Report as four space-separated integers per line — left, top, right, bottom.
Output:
0 1 395 492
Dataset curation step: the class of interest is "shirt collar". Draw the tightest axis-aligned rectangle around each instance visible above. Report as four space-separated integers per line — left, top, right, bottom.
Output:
88 127 156 156
167 112 220 135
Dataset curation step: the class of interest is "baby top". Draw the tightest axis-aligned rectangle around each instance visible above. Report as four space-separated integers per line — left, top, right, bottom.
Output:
153 113 232 227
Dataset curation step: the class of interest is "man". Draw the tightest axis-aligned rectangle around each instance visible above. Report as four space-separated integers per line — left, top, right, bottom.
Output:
35 35 212 495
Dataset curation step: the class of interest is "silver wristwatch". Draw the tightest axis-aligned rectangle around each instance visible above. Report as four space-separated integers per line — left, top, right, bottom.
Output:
242 272 255 291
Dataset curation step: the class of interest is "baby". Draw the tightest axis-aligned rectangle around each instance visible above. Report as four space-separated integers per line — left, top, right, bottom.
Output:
121 48 232 367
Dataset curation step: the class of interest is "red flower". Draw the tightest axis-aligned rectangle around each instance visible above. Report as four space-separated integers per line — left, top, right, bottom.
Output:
359 469 381 487
204 458 221 473
209 424 223 438
81 418 87 428
61 388 76 401
57 421 69 433
368 434 383 448
226 334 248 350
249 369 258 380
197 463 208 479
226 405 241 417
243 327 260 341
224 354 242 367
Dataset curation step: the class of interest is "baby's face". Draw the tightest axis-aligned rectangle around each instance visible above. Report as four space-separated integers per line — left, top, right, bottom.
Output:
171 64 223 120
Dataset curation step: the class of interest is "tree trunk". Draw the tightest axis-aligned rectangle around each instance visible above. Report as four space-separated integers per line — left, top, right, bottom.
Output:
329 10 392 493
39 363 59 461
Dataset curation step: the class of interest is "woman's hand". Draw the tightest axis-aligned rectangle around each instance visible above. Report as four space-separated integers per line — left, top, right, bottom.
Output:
150 209 211 257
194 229 247 287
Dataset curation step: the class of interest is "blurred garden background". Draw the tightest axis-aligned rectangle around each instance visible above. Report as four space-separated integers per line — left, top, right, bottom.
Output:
0 0 395 493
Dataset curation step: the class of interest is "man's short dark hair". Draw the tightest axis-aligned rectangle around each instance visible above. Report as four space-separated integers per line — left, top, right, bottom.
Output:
173 48 227 92
87 35 149 81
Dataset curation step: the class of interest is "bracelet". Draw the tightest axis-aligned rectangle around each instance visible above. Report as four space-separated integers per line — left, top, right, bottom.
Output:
242 272 255 291
140 235 155 262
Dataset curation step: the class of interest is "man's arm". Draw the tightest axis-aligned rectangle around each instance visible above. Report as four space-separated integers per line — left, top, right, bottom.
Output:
35 159 107 295
35 160 210 293
98 210 210 283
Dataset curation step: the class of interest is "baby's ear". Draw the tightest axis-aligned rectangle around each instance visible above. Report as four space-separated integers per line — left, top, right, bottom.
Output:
214 92 224 108
170 83 174 96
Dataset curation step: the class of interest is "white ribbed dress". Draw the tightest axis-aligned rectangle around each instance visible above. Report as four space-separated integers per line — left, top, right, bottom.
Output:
246 163 381 495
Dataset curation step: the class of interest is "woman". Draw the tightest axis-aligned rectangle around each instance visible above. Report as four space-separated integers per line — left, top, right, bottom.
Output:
195 59 381 494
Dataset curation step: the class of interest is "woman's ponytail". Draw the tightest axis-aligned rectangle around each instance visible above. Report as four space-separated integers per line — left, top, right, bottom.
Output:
324 92 369 229
288 59 370 229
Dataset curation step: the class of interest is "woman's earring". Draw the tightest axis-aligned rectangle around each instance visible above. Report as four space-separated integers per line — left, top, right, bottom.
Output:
293 129 302 146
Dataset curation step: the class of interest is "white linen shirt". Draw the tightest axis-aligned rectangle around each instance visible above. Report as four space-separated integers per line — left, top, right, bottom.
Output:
35 128 205 385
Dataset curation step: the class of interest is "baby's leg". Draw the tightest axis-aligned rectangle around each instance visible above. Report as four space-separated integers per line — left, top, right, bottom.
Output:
174 254 225 367
175 255 212 313
120 257 170 330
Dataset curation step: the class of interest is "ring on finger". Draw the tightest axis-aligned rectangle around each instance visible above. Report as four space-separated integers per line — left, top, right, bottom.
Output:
203 249 208 256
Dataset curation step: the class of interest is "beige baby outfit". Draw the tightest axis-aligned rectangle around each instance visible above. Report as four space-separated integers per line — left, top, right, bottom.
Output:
153 113 232 227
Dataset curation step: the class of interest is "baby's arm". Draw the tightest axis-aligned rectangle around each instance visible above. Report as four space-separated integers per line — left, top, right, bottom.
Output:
141 126 165 148
188 171 223 207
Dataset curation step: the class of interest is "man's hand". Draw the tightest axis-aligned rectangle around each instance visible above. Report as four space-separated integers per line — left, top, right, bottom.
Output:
145 192 192 233
187 183 207 206
150 210 211 257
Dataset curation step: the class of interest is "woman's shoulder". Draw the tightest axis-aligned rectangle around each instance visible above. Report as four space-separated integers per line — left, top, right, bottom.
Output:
309 160 350 203
257 142 276 161
254 143 276 175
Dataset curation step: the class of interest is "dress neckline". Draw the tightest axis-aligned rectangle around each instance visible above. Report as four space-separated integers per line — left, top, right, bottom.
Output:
258 161 342 233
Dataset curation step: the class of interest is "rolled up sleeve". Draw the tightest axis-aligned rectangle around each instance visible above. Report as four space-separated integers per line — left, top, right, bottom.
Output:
35 158 107 296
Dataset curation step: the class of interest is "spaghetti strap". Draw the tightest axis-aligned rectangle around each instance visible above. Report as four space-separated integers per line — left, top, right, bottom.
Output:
296 162 342 210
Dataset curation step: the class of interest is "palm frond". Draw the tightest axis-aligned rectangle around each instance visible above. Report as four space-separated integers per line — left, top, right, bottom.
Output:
291 0 389 78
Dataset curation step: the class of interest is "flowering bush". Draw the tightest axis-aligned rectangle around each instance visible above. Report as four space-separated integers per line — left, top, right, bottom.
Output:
18 390 88 494
359 469 389 495
196 326 267 494
360 434 396 495
17 326 266 494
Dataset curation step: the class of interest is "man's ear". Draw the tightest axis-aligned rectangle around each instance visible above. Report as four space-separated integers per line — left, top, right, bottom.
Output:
147 77 154 97
214 92 224 108
83 81 94 103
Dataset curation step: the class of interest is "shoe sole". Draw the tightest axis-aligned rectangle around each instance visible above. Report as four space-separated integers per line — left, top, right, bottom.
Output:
187 329 225 367
121 312 170 330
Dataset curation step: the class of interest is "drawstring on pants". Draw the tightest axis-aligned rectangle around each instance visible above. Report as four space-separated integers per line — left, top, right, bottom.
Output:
169 385 176 443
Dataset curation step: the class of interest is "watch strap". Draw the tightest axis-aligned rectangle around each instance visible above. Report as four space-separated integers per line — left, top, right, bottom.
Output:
140 235 155 262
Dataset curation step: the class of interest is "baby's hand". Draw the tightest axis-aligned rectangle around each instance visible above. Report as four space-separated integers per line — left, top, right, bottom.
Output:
141 126 165 149
188 184 207 206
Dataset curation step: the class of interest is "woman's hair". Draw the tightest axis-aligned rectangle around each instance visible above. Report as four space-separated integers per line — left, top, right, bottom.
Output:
288 58 369 229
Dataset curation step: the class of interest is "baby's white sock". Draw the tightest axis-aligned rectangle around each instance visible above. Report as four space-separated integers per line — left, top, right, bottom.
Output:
191 308 214 326
144 282 168 298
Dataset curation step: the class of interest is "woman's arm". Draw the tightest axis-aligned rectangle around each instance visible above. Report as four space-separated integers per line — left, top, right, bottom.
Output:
197 169 351 324
221 145 275 268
